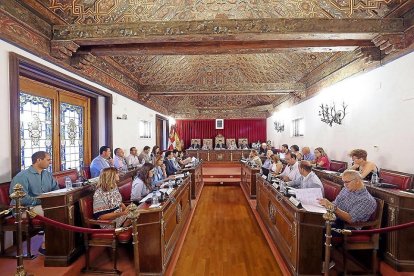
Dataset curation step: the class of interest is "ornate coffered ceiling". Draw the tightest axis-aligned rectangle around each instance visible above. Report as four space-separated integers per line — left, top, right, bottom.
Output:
2 0 414 118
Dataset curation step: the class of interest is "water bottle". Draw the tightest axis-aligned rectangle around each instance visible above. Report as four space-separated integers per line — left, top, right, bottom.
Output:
65 176 72 190
168 179 173 190
152 191 158 205
371 171 379 184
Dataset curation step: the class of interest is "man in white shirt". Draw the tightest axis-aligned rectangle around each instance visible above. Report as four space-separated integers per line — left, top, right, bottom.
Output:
126 147 140 167
113 148 127 171
279 152 301 182
287 160 324 195
138 146 152 164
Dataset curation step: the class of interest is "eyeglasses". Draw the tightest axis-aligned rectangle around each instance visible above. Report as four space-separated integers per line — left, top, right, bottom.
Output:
343 178 355 184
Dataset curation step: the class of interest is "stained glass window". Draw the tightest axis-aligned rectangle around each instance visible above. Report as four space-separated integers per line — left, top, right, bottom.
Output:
19 92 53 171
60 102 84 171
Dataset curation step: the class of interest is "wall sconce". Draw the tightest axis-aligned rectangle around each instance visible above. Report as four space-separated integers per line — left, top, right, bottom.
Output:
318 102 347 127
273 121 285 132
116 114 128 120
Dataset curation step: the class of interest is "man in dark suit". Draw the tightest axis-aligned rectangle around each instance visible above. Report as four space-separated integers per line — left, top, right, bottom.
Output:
190 142 201 149
215 141 226 149
164 150 178 176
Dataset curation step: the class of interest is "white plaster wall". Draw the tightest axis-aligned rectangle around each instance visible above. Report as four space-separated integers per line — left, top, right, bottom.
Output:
267 51 414 173
0 39 163 182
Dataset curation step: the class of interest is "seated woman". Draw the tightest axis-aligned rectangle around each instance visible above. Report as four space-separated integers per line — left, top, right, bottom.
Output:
312 147 330 170
349 149 378 181
262 150 274 170
93 167 130 229
150 145 160 164
152 156 171 187
131 163 154 202
248 150 262 167
270 154 283 175
177 150 192 166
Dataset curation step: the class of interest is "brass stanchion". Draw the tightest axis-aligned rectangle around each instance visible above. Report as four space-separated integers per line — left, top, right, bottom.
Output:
127 203 141 276
9 184 28 276
322 203 336 276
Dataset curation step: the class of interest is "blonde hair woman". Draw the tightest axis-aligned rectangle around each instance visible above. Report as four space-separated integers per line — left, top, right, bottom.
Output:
313 147 330 170
93 167 130 229
270 154 283 175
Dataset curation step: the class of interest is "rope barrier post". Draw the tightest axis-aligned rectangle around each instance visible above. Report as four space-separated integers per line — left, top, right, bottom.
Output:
128 203 141 276
10 183 28 276
322 203 336 276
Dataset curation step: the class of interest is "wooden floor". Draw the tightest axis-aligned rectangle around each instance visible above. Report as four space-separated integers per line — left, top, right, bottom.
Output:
173 186 283 276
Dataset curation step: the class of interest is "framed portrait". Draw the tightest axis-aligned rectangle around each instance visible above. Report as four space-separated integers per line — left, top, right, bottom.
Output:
215 119 224 129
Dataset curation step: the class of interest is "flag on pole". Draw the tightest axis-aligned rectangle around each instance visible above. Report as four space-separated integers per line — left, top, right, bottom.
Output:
168 125 181 150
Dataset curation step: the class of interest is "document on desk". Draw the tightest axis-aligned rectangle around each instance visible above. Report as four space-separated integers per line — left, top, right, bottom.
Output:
295 188 326 214
174 173 185 179
139 191 162 203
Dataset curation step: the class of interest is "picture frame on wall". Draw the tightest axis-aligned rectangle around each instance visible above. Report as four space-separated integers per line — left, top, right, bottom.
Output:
215 119 224 129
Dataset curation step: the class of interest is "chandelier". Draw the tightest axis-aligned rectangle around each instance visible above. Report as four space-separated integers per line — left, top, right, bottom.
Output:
318 102 348 127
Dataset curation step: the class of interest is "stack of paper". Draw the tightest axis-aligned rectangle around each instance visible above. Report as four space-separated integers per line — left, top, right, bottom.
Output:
295 188 326 214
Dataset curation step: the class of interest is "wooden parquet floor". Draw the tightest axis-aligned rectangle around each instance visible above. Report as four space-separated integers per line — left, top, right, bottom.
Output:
173 186 283 276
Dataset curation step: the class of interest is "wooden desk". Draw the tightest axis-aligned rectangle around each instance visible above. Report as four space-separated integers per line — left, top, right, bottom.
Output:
137 176 192 275
183 162 204 199
240 162 260 198
256 176 325 275
38 169 137 267
187 150 250 163
314 169 414 272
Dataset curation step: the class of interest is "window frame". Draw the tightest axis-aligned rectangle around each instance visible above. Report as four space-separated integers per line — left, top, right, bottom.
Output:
10 53 112 177
291 117 305 137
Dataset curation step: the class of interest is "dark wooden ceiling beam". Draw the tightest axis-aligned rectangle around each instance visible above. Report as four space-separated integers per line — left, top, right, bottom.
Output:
52 18 404 45
141 83 304 94
77 40 374 56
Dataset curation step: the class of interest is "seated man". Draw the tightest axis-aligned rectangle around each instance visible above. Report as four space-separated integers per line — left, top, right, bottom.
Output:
248 150 262 167
215 141 226 149
126 147 140 168
258 143 267 156
302 146 315 161
90 146 114 178
138 146 152 164
318 170 377 225
278 152 301 182
239 140 249 150
164 150 179 176
262 150 273 170
202 140 212 150
9 151 59 255
287 161 324 195
113 148 127 171
279 144 289 160
227 140 238 150
189 141 201 150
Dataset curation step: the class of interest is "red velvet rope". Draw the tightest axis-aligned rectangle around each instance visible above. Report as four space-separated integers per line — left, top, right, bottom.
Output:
32 213 115 234
350 221 414 235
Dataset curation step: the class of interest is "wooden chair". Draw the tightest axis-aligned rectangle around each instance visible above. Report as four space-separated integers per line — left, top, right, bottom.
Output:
341 198 384 275
202 139 213 150
83 165 91 179
321 179 342 201
215 134 225 148
226 138 236 149
190 139 201 149
79 195 131 275
0 182 43 258
379 168 413 190
238 138 248 149
53 169 78 189
118 178 132 205
329 160 348 172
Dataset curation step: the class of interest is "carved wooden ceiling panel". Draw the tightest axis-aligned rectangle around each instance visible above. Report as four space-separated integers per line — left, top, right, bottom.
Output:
46 0 407 24
3 0 412 119
111 52 336 85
